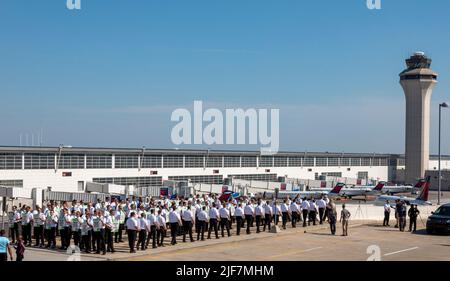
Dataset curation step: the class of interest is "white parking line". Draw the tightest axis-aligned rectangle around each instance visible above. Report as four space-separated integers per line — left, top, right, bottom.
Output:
268 246 323 259
384 247 419 256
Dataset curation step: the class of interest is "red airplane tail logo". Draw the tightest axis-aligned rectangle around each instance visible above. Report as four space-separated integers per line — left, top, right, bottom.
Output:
330 183 345 194
417 176 431 201
414 178 426 188
373 182 385 191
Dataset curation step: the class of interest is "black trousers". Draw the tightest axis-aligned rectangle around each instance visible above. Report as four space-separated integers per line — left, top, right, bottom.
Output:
115 223 124 242
137 230 147 250
73 230 81 247
291 212 298 228
208 218 219 239
236 216 243 235
12 223 21 243
22 224 32 245
281 212 288 229
383 211 390 226
264 214 271 231
245 215 252 234
146 225 157 248
183 221 194 242
255 215 262 232
127 229 137 252
34 225 44 246
105 229 114 252
309 211 317 225
47 227 56 248
157 228 166 246
302 210 308 227
319 208 325 224
94 230 106 254
409 217 417 232
197 220 206 240
82 231 92 253
220 218 231 237
170 223 179 245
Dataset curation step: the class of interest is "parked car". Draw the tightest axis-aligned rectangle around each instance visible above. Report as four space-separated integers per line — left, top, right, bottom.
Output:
426 203 450 235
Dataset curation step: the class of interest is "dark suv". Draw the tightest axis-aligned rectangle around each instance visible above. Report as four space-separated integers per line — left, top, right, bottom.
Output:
426 203 450 235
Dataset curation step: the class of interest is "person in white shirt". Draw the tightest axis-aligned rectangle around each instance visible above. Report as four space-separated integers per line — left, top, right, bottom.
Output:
22 206 33 246
290 201 299 228
182 207 195 243
207 203 220 239
126 212 139 253
169 206 182 245
244 202 255 234
280 200 290 230
94 210 107 255
46 209 58 249
383 200 391 226
272 201 282 225
255 200 265 233
309 200 318 226
137 212 149 251
11 206 21 244
81 211 93 253
301 198 310 227
146 209 158 248
234 203 244 235
196 206 208 241
156 209 166 247
104 210 115 253
32 206 45 247
263 201 273 231
219 204 231 237
317 197 327 225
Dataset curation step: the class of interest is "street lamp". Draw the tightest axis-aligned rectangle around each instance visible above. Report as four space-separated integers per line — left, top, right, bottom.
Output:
438 102 448 205
55 144 73 172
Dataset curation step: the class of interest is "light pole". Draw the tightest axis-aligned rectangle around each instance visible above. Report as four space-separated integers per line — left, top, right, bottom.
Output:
55 144 72 172
438 102 448 205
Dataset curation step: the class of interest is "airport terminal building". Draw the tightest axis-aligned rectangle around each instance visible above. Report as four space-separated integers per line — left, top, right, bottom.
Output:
1 146 450 192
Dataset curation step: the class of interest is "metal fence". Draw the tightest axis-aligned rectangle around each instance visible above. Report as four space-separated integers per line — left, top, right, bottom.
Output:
43 191 107 203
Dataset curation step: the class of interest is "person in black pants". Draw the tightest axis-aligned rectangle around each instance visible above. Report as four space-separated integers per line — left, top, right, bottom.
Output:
219 206 231 237
169 206 181 245
156 210 166 246
126 212 138 253
207 203 219 239
93 210 106 255
235 204 244 235
105 211 115 253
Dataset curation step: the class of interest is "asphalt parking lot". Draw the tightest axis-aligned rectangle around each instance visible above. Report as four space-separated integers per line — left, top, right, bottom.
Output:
18 217 450 261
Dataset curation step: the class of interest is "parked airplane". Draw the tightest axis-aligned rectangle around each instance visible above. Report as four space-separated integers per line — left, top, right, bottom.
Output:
374 176 432 206
261 183 345 200
379 179 421 195
338 182 385 199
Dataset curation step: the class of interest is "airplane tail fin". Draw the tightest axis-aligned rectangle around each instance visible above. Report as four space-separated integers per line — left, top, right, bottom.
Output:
330 183 345 194
414 178 426 188
373 182 385 191
416 176 431 201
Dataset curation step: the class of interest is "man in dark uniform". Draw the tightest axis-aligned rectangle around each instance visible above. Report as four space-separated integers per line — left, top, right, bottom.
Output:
408 204 420 232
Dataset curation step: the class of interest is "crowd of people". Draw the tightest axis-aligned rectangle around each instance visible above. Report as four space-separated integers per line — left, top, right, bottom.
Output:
1 193 353 260
382 199 421 232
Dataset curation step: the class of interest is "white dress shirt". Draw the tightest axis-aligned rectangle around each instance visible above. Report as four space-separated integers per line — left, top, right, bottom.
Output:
209 208 219 219
255 205 264 216
244 205 254 216
169 210 181 223
219 207 230 219
234 207 244 217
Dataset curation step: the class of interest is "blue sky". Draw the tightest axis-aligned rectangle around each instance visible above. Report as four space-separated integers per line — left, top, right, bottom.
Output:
0 0 449 154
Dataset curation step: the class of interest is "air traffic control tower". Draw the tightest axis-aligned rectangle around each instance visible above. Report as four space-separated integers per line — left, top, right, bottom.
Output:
400 52 438 184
